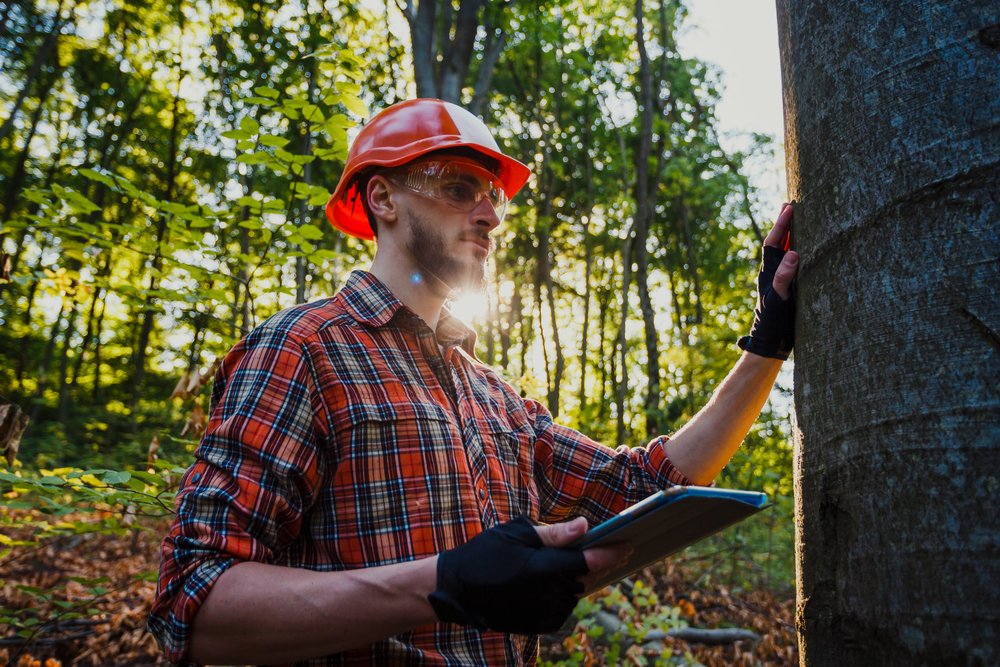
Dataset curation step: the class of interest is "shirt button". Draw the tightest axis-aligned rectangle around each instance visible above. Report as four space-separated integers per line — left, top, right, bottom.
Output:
478 487 487 501
191 473 201 483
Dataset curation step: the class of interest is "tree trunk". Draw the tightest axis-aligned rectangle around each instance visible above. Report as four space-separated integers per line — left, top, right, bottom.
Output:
24 300 66 438
296 63 315 304
57 299 79 426
615 231 632 447
597 285 609 421
131 43 184 408
0 0 70 144
405 0 508 109
577 103 594 416
779 1 1000 665
1 73 57 225
633 0 661 436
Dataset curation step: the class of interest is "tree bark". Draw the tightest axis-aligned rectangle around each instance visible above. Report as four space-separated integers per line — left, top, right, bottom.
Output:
632 0 662 436
779 1 1000 665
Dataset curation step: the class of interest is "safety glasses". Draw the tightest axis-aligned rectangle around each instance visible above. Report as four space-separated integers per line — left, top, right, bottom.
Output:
386 158 509 223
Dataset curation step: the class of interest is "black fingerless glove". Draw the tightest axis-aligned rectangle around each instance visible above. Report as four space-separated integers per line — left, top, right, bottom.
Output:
429 516 588 635
738 245 795 360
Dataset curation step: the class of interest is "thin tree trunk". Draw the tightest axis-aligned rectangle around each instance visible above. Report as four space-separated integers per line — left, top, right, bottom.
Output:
780 1 1000 664
296 62 315 304
468 4 508 116
407 0 437 99
24 300 66 438
535 278 550 394
615 231 632 447
57 299 80 426
91 296 106 404
678 195 702 324
1 73 57 225
132 30 184 408
0 0 70 144
633 0 661 436
509 280 522 374
577 102 594 416
597 285 609 420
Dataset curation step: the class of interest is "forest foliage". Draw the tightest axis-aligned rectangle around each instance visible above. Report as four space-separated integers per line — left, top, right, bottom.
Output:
1 0 794 662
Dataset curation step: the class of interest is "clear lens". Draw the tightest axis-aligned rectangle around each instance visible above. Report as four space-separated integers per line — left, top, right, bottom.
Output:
389 160 508 222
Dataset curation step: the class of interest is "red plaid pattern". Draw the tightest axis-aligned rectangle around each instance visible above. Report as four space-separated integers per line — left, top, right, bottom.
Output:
148 271 691 666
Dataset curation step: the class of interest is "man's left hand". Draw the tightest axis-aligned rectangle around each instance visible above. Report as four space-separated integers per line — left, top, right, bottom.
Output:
738 203 799 360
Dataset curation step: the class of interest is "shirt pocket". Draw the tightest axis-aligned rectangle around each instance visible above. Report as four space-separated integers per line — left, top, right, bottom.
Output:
326 401 475 564
483 425 539 523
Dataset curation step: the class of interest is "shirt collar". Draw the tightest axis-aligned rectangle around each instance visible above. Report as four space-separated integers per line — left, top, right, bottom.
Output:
339 270 479 358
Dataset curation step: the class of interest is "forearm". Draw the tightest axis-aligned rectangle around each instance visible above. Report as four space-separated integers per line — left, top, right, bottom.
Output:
665 352 783 486
188 556 439 664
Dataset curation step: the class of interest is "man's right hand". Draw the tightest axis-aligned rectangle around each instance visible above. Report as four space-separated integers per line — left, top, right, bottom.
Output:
429 516 632 635
535 516 633 592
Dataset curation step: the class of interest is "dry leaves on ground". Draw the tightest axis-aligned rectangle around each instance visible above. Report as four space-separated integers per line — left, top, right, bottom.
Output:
2 511 798 667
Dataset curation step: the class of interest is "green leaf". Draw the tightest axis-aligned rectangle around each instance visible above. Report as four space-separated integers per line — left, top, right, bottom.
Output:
307 187 333 206
79 168 116 188
254 86 280 99
260 135 290 147
337 81 361 95
239 116 260 135
128 470 165 486
238 220 263 230
236 140 256 150
222 129 252 141
340 94 368 117
101 470 131 485
301 105 324 124
299 224 324 240
39 476 66 486
135 571 159 582
127 477 146 492
324 114 352 129
244 96 276 106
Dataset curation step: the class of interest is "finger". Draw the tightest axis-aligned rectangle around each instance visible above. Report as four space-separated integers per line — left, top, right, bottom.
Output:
535 517 588 549
772 251 799 300
579 545 633 592
582 543 633 574
764 203 794 248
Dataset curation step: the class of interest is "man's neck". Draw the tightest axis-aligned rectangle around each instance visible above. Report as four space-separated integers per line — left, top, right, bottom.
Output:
369 246 449 332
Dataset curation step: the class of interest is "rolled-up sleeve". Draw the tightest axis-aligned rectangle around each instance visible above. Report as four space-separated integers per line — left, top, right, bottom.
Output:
524 398 692 526
147 326 326 664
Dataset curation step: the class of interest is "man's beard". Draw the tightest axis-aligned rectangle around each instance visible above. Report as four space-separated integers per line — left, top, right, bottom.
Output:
405 209 493 297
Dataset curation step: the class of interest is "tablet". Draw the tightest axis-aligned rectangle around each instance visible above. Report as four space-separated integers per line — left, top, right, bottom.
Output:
567 486 769 594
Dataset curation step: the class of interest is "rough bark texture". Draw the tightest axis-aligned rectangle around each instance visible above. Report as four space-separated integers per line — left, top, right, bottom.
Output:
778 2 1000 665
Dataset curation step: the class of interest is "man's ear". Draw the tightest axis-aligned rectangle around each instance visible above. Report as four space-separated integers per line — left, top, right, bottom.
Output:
367 176 398 229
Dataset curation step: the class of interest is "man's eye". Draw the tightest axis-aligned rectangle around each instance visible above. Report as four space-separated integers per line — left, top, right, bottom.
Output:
444 183 476 201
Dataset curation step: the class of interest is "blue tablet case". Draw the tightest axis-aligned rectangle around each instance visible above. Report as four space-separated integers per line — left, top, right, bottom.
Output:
566 486 769 594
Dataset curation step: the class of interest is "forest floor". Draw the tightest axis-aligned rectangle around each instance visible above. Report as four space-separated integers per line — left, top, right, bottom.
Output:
1 510 798 667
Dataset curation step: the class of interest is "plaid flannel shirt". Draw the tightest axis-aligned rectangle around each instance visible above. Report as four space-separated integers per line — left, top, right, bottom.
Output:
148 270 692 666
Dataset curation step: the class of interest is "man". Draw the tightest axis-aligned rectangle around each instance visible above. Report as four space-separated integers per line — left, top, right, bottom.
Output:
148 98 798 666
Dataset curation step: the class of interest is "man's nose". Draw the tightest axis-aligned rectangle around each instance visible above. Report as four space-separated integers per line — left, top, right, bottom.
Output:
471 197 502 232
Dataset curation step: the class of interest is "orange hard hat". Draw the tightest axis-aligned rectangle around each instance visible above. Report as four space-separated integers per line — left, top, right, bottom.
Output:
325 98 531 241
